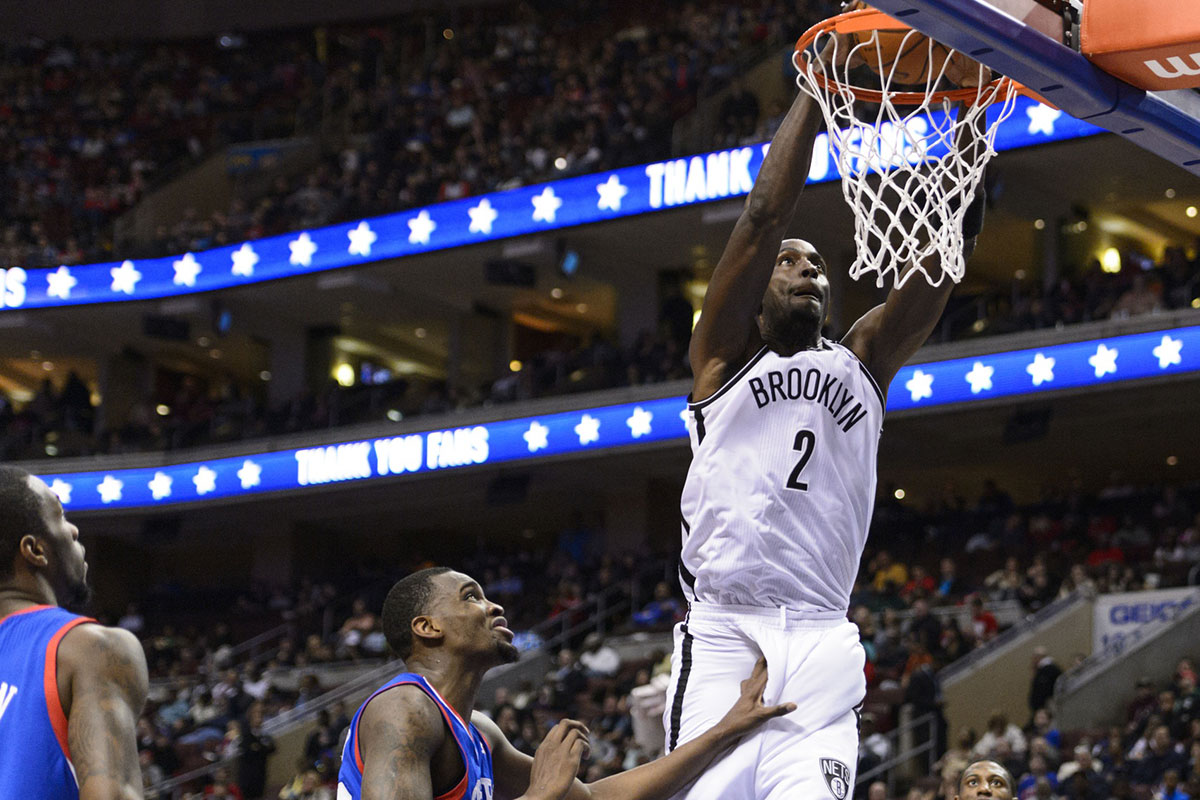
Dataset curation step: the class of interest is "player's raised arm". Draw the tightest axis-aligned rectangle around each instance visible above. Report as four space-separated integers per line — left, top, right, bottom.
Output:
60 625 149 800
689 40 837 400
842 82 991 389
480 657 794 800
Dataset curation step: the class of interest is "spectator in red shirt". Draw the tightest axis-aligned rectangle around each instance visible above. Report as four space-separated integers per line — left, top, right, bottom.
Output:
971 596 999 641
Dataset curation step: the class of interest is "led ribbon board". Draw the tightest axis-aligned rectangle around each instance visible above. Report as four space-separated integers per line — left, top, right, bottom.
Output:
5 97 1098 310
42 324 1197 511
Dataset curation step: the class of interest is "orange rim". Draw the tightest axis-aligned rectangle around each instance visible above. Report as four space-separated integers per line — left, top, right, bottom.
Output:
793 7 1047 107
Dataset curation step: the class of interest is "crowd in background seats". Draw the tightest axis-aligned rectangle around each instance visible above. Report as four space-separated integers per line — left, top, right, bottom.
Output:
6 237 1200 462
2 0 828 267
940 243 1200 343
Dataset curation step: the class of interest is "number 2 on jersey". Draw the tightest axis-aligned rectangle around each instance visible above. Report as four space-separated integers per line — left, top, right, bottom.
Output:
785 429 816 491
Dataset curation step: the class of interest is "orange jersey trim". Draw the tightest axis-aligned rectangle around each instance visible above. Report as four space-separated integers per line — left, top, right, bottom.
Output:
43 617 96 762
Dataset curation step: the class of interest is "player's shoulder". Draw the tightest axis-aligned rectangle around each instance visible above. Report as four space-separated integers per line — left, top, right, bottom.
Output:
58 622 145 672
359 682 448 752
470 710 505 749
57 622 149 704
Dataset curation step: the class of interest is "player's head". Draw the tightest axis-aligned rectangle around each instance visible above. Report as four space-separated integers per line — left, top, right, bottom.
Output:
955 760 1014 800
0 466 90 609
758 239 830 348
381 567 518 667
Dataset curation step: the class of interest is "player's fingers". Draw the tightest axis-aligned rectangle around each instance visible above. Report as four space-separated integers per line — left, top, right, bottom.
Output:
746 656 769 695
765 702 798 718
558 719 590 738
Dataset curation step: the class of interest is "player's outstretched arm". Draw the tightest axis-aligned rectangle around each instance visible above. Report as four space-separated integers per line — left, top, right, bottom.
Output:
60 625 149 800
480 657 793 800
689 41 835 400
842 96 990 389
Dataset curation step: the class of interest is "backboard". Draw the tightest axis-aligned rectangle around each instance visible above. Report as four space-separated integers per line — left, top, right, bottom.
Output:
863 0 1200 176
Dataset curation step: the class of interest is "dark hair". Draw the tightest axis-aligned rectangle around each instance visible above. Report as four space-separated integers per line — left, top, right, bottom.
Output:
959 760 1014 794
0 465 49 581
381 567 454 659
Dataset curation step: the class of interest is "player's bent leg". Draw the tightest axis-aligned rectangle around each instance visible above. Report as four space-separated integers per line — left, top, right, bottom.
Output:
661 611 761 800
756 706 860 800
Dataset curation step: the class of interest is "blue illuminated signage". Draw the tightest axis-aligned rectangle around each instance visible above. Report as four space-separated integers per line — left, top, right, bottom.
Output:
40 323 1196 512
9 97 1097 311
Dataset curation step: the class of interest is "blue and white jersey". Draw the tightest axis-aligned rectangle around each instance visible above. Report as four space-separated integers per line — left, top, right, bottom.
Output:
0 604 95 800
338 672 494 800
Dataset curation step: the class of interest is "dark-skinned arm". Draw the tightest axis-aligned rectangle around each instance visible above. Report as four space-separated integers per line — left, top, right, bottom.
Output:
842 99 989 389
363 687 586 800
357 686 443 800
60 625 149 800
481 657 793 800
689 41 837 401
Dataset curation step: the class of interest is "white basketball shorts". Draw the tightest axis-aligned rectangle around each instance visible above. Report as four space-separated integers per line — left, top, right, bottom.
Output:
662 603 866 800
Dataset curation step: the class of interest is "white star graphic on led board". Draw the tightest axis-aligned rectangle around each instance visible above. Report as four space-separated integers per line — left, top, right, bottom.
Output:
238 460 262 489
46 266 77 299
523 421 549 452
574 414 601 445
1153 335 1182 369
148 471 173 500
110 260 142 294
1088 344 1118 378
231 243 259 276
347 221 377 256
468 199 499 234
97 475 124 504
288 232 318 266
596 176 628 211
173 252 202 287
965 362 994 394
49 479 73 505
1026 353 1056 385
407 210 437 245
905 369 934 402
193 466 217 495
627 407 653 438
531 188 563 223
1027 103 1063 136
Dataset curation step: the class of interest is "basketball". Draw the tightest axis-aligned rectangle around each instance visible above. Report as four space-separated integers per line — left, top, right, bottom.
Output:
849 1 954 84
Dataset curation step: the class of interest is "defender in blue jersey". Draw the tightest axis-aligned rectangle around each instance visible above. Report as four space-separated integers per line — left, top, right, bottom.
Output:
0 466 148 800
339 567 794 800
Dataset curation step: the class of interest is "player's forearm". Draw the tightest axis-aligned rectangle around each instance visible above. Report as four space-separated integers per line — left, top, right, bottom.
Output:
742 86 824 227
586 724 740 800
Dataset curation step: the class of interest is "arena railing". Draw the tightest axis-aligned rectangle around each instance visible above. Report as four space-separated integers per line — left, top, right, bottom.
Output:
855 711 939 797
936 589 1089 682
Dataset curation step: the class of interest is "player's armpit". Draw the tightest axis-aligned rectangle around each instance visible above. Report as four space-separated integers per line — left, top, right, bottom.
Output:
60 625 149 800
359 686 445 800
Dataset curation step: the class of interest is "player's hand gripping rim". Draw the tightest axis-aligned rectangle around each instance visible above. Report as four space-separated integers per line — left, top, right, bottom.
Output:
714 656 797 739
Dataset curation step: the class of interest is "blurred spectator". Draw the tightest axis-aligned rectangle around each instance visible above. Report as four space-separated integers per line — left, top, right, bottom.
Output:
632 582 684 627
974 712 1029 760
277 769 332 800
1029 647 1063 716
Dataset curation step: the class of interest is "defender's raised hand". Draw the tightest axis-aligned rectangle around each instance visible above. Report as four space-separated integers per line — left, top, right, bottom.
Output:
713 657 798 739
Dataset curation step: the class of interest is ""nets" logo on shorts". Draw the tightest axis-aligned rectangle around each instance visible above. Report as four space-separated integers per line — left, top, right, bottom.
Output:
820 757 851 800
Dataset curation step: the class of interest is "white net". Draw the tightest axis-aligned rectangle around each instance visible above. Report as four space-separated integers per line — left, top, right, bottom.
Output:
793 19 1020 288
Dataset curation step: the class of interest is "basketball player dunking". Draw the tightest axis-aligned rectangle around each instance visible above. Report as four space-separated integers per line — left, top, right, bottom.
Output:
664 37 991 800
0 465 149 800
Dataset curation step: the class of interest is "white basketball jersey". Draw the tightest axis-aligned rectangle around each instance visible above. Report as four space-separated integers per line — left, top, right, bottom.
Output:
679 339 885 614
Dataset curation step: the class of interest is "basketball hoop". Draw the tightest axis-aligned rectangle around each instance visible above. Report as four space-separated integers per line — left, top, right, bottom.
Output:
793 7 1037 288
